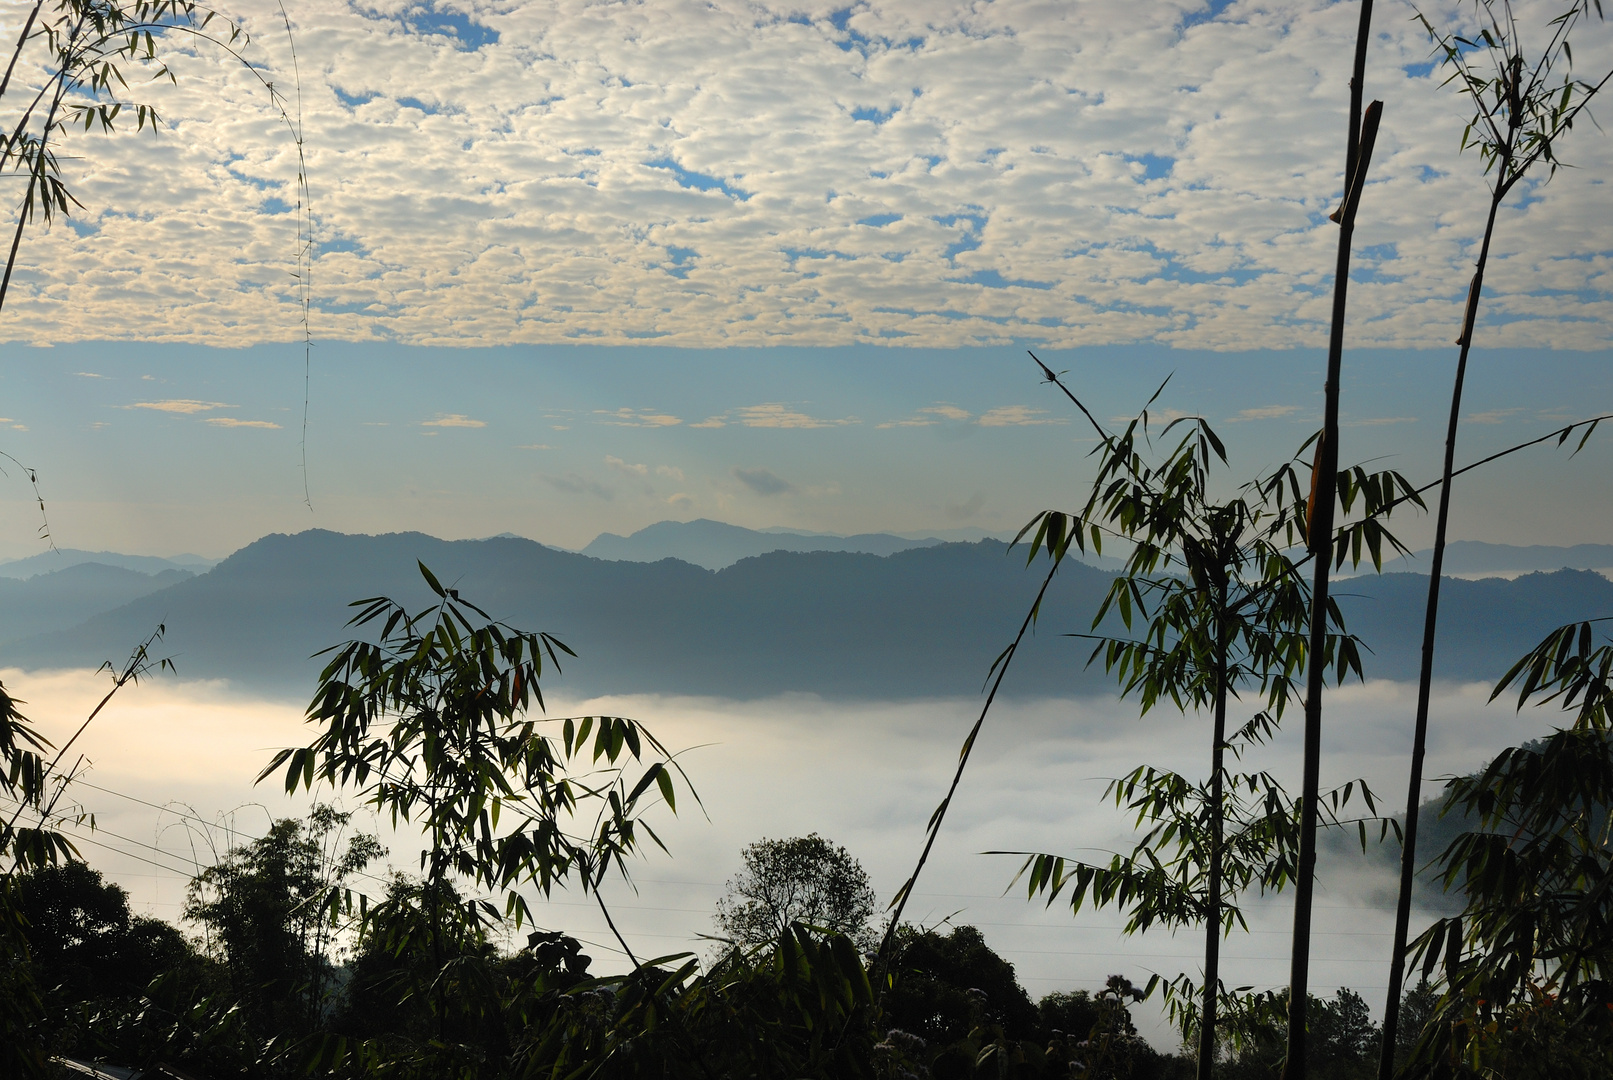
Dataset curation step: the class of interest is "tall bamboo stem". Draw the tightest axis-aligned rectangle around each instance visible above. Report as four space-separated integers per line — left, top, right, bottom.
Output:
1282 1 1378 1071
1376 136 1514 1080
1197 591 1230 1080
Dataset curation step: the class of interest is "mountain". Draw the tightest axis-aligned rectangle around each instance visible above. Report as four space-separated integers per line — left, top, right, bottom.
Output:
0 548 216 579
577 518 959 569
1 531 1120 700
1329 569 1613 682
1379 541 1613 578
0 563 195 644
5 530 1613 702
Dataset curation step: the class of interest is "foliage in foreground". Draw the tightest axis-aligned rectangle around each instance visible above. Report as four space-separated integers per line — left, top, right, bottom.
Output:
1398 619 1613 1079
9 850 1180 1080
1000 381 1411 1063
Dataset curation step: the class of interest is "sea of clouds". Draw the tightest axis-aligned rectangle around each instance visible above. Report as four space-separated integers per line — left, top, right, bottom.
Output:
3 0 1611 349
3 665 1572 1045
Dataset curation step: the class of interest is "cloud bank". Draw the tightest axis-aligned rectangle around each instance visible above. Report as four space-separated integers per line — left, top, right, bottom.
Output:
4 0 1611 349
8 667 1558 1043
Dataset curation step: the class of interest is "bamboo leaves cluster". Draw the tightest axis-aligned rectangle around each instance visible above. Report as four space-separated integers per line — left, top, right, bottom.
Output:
261 562 694 937
1393 620 1613 1076
1001 368 1414 1076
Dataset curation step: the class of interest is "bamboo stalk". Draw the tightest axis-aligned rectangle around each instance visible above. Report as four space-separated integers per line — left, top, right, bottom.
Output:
1282 0 1379 1068
1376 61 1519 1080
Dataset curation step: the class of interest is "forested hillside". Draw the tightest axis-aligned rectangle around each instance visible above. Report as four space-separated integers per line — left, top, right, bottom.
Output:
7 529 1612 701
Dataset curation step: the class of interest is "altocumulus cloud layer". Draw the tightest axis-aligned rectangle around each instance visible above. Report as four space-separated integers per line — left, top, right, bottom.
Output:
5 0 1612 348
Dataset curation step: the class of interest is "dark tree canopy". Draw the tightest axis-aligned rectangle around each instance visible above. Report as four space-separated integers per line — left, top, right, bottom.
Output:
184 806 382 1042
882 923 1040 1045
714 833 878 949
15 861 191 1001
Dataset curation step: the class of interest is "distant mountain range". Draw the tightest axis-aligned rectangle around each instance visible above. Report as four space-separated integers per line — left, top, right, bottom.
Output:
5 529 1613 703
0 563 196 643
581 523 1613 580
575 518 1005 570
0 548 215 579
1378 541 1613 577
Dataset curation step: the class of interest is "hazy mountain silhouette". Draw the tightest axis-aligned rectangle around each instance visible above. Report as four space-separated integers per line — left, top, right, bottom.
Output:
4 531 1114 700
578 518 956 569
0 563 194 644
1378 540 1613 577
0 548 215 579
5 530 1612 703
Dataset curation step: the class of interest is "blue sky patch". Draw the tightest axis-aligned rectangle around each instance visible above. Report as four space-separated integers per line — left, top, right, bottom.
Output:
332 86 378 109
1129 153 1175 180
646 158 751 200
1181 0 1236 30
394 3 499 50
962 269 1053 290
851 105 897 125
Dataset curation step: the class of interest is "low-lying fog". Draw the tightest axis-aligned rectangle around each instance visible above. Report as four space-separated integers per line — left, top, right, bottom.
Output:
4 668 1560 1048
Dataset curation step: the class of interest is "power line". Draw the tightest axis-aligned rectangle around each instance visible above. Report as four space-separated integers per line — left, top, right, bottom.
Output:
11 783 1419 977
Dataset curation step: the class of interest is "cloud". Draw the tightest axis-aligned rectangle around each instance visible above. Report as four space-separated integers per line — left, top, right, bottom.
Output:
880 403 974 428
605 455 649 476
1466 408 1525 425
204 417 282 428
544 473 613 500
1108 407 1192 426
690 417 726 429
884 402 1066 428
655 465 685 481
517 443 553 450
123 400 232 414
946 492 986 521
1 2 1609 351
421 413 487 428
1346 416 1419 427
596 408 682 428
1229 405 1302 422
977 406 1066 427
12 667 1521 1051
733 466 795 496
732 404 858 429
74 372 105 378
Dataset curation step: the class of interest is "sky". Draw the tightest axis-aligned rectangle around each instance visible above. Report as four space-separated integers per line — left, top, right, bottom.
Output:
2 343 1612 557
1 0 1610 557
1 0 1611 349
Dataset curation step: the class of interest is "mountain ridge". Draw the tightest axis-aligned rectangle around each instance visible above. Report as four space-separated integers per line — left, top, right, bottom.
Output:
6 530 1613 703
578 518 961 569
1379 540 1613 577
0 548 215 579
